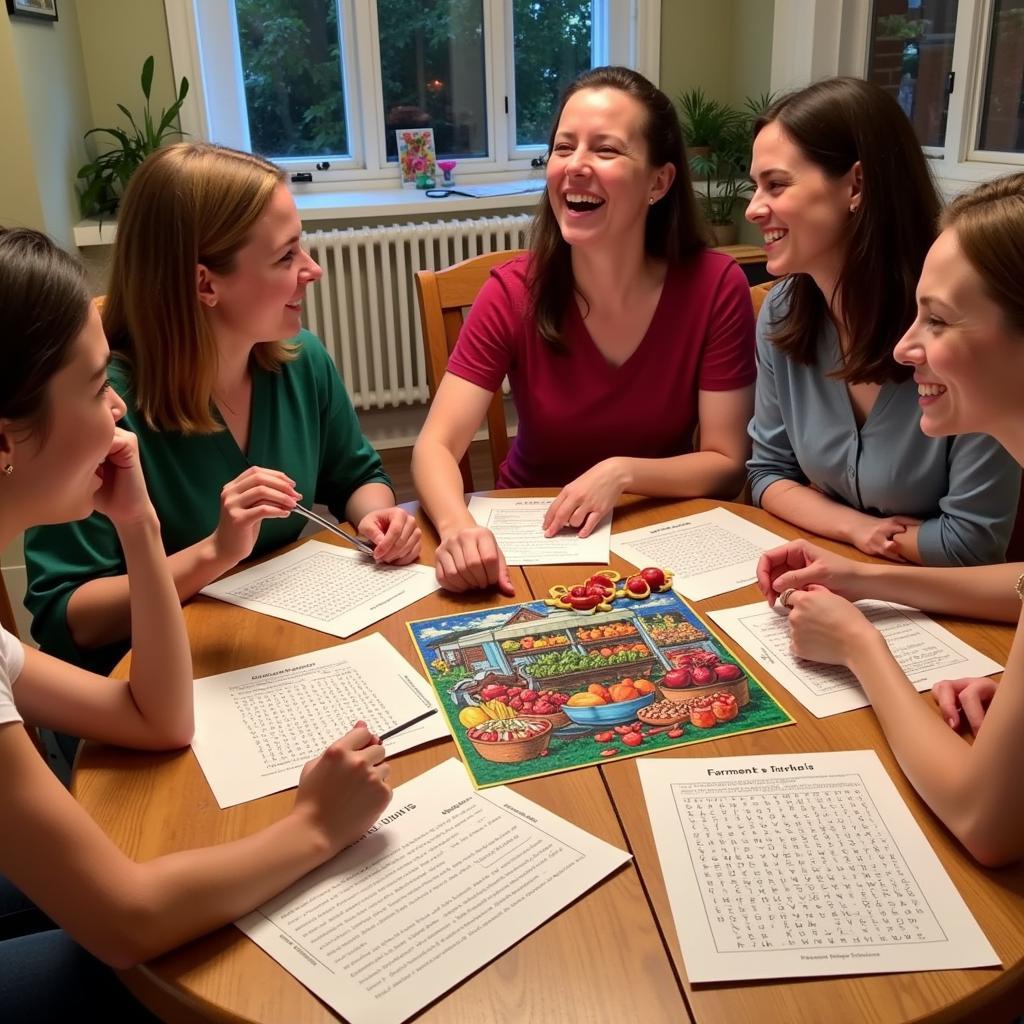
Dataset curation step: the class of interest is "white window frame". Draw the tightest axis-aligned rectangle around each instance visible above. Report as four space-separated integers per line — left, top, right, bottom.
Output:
773 0 1024 198
165 0 660 192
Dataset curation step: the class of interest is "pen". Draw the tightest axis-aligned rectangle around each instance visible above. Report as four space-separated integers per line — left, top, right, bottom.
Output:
290 503 376 555
378 708 438 743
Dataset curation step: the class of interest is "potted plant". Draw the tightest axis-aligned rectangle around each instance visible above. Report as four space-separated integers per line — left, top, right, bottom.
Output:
77 56 189 219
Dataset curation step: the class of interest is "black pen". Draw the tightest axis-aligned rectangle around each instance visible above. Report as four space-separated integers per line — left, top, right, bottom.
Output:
377 708 438 743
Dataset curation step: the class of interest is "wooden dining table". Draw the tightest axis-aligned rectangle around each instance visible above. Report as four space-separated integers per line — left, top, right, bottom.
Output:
73 494 1024 1024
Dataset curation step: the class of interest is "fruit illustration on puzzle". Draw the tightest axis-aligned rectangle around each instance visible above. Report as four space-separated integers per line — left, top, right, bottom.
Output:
408 573 793 787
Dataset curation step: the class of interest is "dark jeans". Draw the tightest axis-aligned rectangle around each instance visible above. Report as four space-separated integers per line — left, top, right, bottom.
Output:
0 876 157 1022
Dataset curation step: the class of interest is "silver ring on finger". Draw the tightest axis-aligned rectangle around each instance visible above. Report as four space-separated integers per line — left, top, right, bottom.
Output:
778 587 797 609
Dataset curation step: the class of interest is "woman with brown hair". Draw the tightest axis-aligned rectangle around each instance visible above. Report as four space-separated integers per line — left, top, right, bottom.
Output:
746 77 1019 566
758 173 1024 865
0 228 390 1014
25 143 420 674
413 66 756 595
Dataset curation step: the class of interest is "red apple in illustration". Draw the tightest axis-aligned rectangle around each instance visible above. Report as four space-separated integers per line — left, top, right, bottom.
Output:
691 667 716 686
625 575 650 597
714 663 743 681
639 567 666 589
661 668 692 689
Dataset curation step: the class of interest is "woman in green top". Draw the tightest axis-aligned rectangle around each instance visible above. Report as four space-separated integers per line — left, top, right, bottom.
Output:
26 143 420 673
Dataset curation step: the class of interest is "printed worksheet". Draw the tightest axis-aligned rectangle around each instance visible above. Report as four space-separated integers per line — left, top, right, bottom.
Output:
192 634 448 807
709 600 1002 717
200 540 440 637
467 495 611 565
611 507 787 600
639 752 999 983
237 758 631 1024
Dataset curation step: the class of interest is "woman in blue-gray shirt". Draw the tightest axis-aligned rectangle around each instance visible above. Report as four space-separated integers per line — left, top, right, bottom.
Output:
745 78 1018 566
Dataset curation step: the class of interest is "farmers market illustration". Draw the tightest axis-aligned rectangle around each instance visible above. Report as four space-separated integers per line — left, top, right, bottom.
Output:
408 568 793 787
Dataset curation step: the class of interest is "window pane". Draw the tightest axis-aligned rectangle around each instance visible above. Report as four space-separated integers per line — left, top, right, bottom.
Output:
866 0 959 147
512 0 593 148
235 0 349 159
978 0 1024 153
377 0 487 162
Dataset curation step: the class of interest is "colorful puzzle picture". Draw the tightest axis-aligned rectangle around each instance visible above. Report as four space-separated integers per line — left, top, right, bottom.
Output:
407 589 794 788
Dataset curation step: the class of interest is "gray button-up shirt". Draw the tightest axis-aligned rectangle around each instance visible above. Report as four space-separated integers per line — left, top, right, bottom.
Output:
747 281 1020 566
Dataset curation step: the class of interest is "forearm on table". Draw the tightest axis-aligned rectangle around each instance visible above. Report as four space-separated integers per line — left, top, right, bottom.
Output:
759 480 874 544
117 516 194 746
411 439 476 535
66 533 238 650
617 449 747 501
344 481 398 527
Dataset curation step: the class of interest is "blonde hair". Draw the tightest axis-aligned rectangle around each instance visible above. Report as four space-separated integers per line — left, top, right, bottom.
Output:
942 172 1024 337
103 142 293 433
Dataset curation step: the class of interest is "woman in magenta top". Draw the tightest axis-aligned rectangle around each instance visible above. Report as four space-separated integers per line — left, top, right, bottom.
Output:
412 66 756 594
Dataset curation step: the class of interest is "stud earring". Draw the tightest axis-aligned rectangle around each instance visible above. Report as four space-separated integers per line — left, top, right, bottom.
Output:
649 196 655 205
850 203 859 213
2 465 12 477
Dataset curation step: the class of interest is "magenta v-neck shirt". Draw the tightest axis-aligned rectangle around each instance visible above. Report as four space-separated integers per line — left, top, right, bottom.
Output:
447 252 756 488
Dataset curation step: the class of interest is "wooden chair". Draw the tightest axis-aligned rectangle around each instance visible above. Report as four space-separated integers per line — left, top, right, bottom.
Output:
414 250 526 491
750 280 776 318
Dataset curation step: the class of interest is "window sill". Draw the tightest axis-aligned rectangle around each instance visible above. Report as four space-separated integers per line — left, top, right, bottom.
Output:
73 178 547 248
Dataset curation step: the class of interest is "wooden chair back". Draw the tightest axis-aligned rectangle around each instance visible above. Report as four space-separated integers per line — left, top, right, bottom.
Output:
750 280 776 319
414 250 526 491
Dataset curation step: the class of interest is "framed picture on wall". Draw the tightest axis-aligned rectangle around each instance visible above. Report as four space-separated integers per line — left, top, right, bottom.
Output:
6 0 58 21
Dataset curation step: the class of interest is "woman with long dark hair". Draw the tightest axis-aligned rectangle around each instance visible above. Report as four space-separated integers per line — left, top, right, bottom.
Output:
746 77 1018 566
413 66 756 594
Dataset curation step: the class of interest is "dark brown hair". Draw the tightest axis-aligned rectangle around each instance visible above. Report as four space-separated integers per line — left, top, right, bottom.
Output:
529 65 707 349
0 227 91 438
757 77 940 384
941 172 1024 336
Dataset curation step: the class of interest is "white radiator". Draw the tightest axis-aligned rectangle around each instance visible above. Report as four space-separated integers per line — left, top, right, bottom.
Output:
302 214 533 410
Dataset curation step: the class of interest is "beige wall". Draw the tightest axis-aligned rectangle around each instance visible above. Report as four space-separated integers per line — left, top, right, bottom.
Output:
660 0 736 106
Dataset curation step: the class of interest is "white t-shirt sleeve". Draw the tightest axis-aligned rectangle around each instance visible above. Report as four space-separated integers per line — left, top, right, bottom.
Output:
0 626 25 726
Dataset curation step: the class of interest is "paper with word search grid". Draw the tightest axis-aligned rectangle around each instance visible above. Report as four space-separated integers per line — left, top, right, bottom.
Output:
237 758 630 1024
709 600 1003 718
467 494 611 565
200 539 439 637
639 751 999 983
191 634 447 808
610 507 787 600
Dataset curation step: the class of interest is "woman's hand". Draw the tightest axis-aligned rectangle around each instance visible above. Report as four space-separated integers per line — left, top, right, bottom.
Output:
849 514 922 561
435 525 514 596
543 458 629 538
786 585 879 666
757 539 867 607
211 466 300 566
92 428 157 528
932 676 999 734
356 506 421 565
294 723 392 855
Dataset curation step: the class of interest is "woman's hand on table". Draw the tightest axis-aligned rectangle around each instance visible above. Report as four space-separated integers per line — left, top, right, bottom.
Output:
786 586 879 666
211 466 300 565
294 723 392 854
849 513 922 561
92 427 158 528
933 676 999 734
435 525 515 596
356 506 421 565
543 458 629 538
757 539 868 606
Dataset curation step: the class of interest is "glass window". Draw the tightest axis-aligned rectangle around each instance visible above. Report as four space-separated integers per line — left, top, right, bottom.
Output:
512 0 593 148
978 0 1024 153
235 0 350 159
866 0 959 148
377 0 488 162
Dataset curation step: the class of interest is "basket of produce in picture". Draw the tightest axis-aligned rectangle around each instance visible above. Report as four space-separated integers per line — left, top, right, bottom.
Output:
465 718 553 763
657 649 750 706
521 647 661 692
561 678 658 726
459 681 572 728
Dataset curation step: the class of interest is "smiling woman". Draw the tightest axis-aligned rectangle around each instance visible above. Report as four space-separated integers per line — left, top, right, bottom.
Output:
412 66 757 598
24 143 421 676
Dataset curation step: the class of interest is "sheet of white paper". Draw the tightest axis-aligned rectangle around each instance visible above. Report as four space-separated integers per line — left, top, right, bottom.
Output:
468 495 611 565
200 540 440 637
639 751 999 983
237 758 630 1024
610 507 787 600
709 600 1003 717
191 634 448 807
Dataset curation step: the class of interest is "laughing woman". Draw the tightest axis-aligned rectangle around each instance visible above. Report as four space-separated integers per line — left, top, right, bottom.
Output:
746 78 1019 566
412 66 756 595
25 143 420 674
0 228 391 1015
758 174 1024 866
